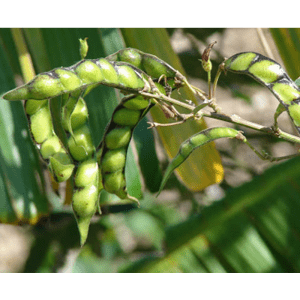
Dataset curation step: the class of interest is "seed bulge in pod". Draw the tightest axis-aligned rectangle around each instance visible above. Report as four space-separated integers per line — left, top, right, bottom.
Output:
75 159 98 187
40 135 63 159
103 170 126 194
25 100 48 115
104 127 132 149
29 74 64 99
55 69 82 92
30 106 53 144
101 148 126 173
72 184 99 246
97 59 119 85
142 56 176 79
288 103 300 127
68 125 95 161
123 96 149 110
116 65 144 89
62 97 88 131
49 152 75 182
75 61 103 85
72 185 98 220
118 48 143 69
225 52 256 71
113 108 141 127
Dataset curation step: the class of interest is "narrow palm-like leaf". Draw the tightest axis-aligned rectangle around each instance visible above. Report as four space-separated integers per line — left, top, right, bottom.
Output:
0 29 49 223
270 28 300 80
120 157 300 272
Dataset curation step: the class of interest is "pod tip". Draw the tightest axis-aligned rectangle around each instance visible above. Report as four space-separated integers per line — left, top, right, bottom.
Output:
2 86 30 101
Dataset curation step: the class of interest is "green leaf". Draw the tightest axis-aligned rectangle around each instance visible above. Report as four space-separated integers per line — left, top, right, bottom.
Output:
0 32 49 224
270 28 300 80
133 117 163 193
120 157 300 272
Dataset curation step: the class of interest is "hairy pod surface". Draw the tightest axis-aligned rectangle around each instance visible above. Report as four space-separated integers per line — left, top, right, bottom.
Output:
224 52 300 133
2 59 150 101
158 127 240 195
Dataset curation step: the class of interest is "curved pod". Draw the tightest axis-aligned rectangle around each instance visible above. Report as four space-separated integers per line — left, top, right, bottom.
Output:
224 52 300 133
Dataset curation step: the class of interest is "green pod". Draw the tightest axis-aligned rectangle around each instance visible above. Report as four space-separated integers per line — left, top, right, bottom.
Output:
113 108 141 127
74 159 99 187
98 94 152 202
114 64 145 89
68 124 95 161
122 95 150 110
103 170 126 194
2 74 64 100
25 99 48 115
2 58 149 101
24 97 75 183
104 126 132 149
75 60 104 84
106 48 178 79
224 52 300 133
72 183 99 246
54 69 83 92
101 148 126 173
30 105 54 144
158 127 240 195
62 96 89 132
40 135 64 159
49 152 75 183
97 58 119 85
61 89 101 246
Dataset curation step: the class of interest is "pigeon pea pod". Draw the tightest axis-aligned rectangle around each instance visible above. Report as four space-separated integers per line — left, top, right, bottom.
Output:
61 93 95 162
60 92 102 246
25 99 75 182
72 157 102 246
158 127 241 195
224 52 300 133
106 48 178 80
98 93 153 204
2 59 151 101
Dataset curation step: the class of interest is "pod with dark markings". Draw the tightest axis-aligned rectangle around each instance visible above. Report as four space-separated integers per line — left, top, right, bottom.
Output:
2 60 150 101
60 91 102 246
106 48 178 79
25 99 75 182
72 158 101 246
98 93 153 203
157 127 240 195
224 52 300 132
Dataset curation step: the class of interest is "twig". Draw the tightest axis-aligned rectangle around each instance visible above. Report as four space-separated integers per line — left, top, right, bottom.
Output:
140 86 300 146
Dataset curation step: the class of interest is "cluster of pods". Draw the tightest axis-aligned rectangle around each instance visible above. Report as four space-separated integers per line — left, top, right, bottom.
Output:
3 45 300 245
